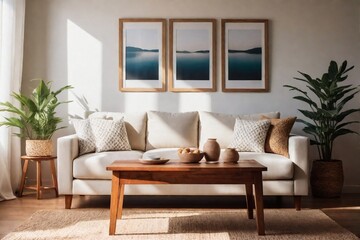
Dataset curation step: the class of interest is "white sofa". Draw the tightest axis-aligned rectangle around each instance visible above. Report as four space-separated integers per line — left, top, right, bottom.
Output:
57 111 309 210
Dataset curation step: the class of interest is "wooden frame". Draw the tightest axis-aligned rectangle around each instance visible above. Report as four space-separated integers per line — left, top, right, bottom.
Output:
221 19 269 92
119 18 166 92
169 19 216 92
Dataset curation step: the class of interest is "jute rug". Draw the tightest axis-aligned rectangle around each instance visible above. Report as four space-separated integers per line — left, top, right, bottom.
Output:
2 209 357 240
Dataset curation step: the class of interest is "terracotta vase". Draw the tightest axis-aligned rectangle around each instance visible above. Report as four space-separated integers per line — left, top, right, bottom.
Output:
203 138 220 162
222 148 239 163
26 140 53 157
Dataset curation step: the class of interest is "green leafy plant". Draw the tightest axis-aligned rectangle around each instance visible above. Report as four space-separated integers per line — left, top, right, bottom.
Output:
0 79 72 140
284 60 360 161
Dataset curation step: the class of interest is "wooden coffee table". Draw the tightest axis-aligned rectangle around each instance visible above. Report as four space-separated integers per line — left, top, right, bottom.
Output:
106 159 267 235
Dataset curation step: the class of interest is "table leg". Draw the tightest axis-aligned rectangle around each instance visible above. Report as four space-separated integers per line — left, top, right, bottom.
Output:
245 183 254 219
18 160 29 197
109 172 120 235
254 172 265 235
36 161 42 199
50 159 59 197
117 183 125 219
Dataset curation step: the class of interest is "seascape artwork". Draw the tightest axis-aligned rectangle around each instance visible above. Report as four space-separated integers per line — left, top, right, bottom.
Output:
125 29 159 80
228 29 262 80
175 29 210 80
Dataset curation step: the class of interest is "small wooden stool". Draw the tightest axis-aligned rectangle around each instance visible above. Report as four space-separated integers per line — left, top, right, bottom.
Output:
18 155 59 199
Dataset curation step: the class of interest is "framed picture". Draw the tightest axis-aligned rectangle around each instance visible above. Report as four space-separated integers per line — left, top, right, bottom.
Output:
221 19 269 92
119 18 166 92
169 19 216 92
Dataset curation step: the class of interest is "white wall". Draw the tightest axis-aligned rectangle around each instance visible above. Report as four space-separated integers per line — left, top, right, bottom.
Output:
22 0 360 192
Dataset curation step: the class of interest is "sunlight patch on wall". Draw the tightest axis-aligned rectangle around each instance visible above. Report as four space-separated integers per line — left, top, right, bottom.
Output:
67 20 102 118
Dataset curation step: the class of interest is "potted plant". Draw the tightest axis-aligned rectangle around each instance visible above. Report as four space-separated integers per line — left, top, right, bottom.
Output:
0 79 72 156
284 60 359 197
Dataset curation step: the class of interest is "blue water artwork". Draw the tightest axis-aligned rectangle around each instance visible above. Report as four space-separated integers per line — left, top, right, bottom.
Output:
125 47 159 80
176 51 210 80
175 29 210 81
228 29 262 81
228 49 262 80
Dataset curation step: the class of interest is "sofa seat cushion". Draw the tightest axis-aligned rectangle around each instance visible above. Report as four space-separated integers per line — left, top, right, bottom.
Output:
73 150 143 180
144 148 293 180
237 152 293 180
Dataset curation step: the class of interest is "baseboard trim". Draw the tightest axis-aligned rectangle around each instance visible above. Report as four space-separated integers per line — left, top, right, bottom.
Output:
343 185 360 193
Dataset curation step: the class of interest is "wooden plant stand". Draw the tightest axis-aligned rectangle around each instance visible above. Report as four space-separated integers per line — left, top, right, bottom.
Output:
18 155 59 199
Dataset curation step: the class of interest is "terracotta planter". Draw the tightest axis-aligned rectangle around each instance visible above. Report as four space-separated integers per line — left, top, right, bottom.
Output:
203 138 220 162
222 148 239 163
26 140 53 157
310 160 344 198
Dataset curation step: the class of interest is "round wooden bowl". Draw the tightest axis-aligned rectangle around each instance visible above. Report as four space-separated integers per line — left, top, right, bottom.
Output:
178 152 204 163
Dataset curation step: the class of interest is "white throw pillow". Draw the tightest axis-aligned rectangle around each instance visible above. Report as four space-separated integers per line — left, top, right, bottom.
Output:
90 118 131 152
71 118 96 155
146 111 199 150
229 118 271 152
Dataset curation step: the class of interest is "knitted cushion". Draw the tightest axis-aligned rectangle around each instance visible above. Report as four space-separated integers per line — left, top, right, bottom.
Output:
229 119 271 152
90 118 131 152
71 118 96 155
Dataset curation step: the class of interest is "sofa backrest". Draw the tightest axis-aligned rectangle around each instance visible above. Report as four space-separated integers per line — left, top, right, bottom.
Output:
89 112 147 151
198 111 280 149
146 111 199 150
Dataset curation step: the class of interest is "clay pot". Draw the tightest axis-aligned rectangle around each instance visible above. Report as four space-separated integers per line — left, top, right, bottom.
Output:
26 140 53 157
203 138 220 162
222 148 239 163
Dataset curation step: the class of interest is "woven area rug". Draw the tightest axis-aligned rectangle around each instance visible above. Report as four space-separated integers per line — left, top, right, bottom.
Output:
2 208 357 240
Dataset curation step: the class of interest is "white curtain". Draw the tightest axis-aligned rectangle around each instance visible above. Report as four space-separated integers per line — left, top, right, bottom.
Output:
0 0 25 201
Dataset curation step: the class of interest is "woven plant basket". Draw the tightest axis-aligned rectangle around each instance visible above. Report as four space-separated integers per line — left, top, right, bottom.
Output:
310 160 344 198
26 140 53 157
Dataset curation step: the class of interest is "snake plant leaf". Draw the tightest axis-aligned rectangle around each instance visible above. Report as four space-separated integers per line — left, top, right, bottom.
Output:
293 96 318 108
336 108 360 122
331 128 358 141
335 121 360 130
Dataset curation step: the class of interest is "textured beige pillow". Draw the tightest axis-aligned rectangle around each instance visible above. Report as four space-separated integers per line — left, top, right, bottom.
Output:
71 118 96 155
146 111 199 150
90 118 131 152
89 112 146 151
199 111 280 149
229 119 271 152
262 116 296 157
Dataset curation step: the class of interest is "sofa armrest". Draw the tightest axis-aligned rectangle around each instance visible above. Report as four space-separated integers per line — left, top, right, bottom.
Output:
57 134 79 195
288 135 310 196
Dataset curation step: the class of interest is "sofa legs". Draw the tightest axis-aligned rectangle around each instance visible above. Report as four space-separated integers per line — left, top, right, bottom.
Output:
65 195 73 209
294 196 301 211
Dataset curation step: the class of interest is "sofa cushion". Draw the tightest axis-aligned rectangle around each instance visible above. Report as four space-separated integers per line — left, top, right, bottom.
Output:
146 111 198 150
73 151 143 179
262 116 296 157
71 118 96 155
229 119 271 152
199 111 280 149
90 118 131 152
89 112 146 151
